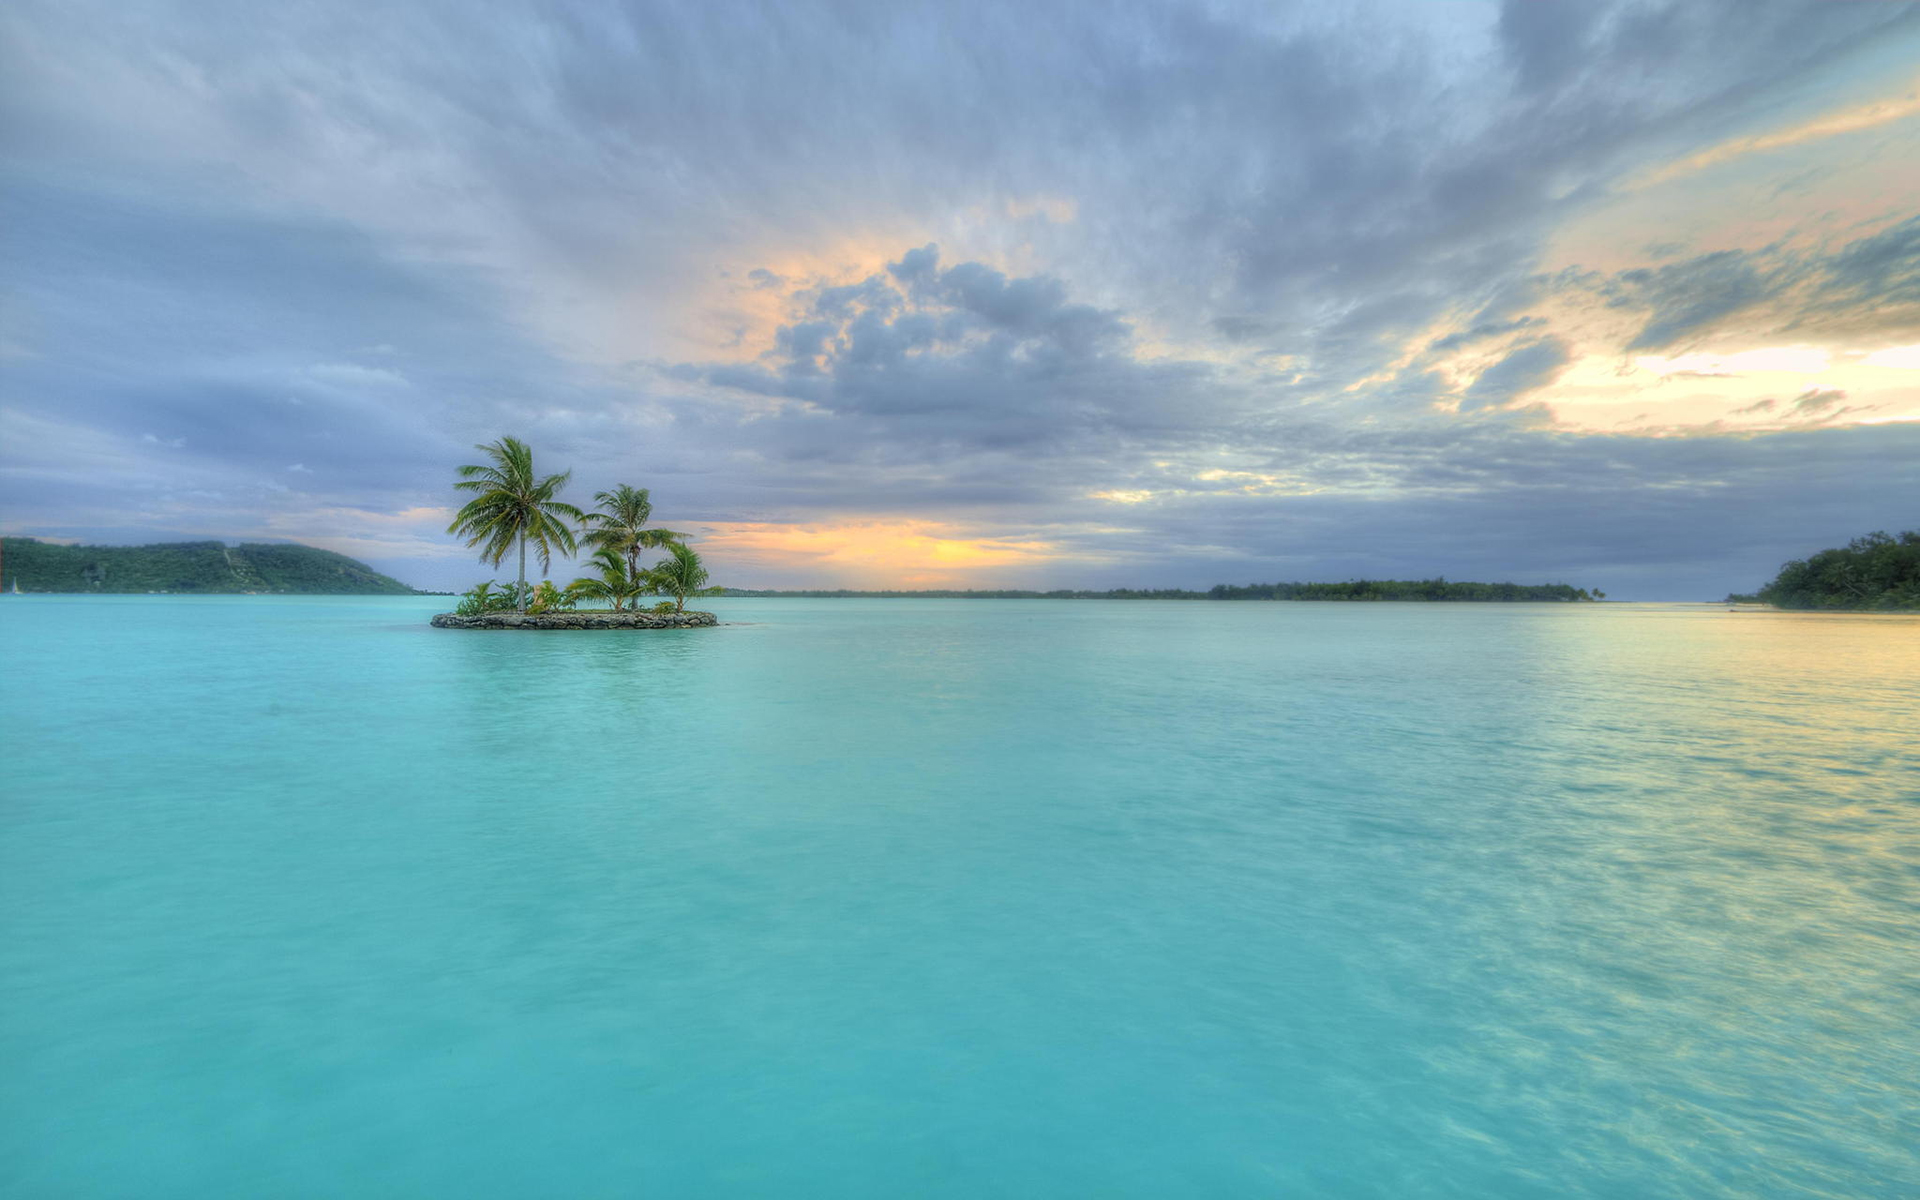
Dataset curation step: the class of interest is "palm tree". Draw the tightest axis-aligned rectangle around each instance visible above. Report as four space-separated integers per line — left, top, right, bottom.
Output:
447 437 584 610
566 547 646 611
581 485 685 590
647 541 721 612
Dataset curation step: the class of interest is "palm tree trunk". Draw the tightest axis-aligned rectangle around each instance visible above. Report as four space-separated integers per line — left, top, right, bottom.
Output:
517 535 528 611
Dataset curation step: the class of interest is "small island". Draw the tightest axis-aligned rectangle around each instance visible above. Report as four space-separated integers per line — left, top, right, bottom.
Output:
434 437 722 630
431 610 716 630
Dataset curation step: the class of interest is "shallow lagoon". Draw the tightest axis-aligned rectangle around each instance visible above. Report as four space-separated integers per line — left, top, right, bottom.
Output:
3 596 1917 1197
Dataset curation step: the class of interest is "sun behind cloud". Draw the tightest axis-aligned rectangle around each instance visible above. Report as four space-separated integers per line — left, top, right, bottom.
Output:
695 520 1060 588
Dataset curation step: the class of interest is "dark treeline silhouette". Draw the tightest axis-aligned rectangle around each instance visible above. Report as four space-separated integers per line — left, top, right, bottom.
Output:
726 579 1598 602
1748 530 1920 610
1208 579 1596 602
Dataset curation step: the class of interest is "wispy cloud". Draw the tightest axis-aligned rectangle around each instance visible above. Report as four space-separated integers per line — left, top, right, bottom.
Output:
2 0 1917 597
1635 74 1920 189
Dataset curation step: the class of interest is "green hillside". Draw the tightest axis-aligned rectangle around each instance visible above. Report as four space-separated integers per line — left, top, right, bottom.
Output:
1 538 418 595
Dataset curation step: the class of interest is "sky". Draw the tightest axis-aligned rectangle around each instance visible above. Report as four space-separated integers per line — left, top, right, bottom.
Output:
3 0 1917 598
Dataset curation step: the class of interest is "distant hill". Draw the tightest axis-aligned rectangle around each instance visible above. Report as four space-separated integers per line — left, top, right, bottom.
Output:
1 538 417 595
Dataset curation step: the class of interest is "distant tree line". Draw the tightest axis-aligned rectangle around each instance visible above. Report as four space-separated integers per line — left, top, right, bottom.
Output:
726 579 1600 602
1742 531 1920 610
1206 579 1597 602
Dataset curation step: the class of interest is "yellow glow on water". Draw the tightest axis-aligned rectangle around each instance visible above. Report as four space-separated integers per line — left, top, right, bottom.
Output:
1518 608 1920 837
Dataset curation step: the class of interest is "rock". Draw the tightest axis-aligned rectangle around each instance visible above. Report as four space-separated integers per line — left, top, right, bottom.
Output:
430 610 719 630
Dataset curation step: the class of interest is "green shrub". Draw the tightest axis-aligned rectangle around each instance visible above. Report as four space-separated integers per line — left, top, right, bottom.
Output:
455 581 518 616
526 580 575 614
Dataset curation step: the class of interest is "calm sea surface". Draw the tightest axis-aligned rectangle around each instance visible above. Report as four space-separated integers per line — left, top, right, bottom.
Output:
3 596 1917 1198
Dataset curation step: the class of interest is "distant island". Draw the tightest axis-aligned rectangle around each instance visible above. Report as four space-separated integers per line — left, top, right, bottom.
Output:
725 580 1601 602
1728 530 1919 611
0 537 416 595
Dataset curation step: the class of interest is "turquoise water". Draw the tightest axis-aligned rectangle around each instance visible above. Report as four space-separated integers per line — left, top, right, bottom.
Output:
3 596 1917 1198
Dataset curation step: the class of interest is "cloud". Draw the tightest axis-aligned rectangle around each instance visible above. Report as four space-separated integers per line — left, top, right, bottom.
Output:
1460 338 1573 411
304 363 410 390
2 0 1917 597
1429 316 1544 353
1635 72 1920 188
1813 214 1920 318
1609 252 1772 352
686 245 1217 457
1791 387 1847 414
1861 343 1920 368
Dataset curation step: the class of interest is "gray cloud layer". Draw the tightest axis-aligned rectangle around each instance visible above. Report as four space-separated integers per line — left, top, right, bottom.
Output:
3 0 1917 596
